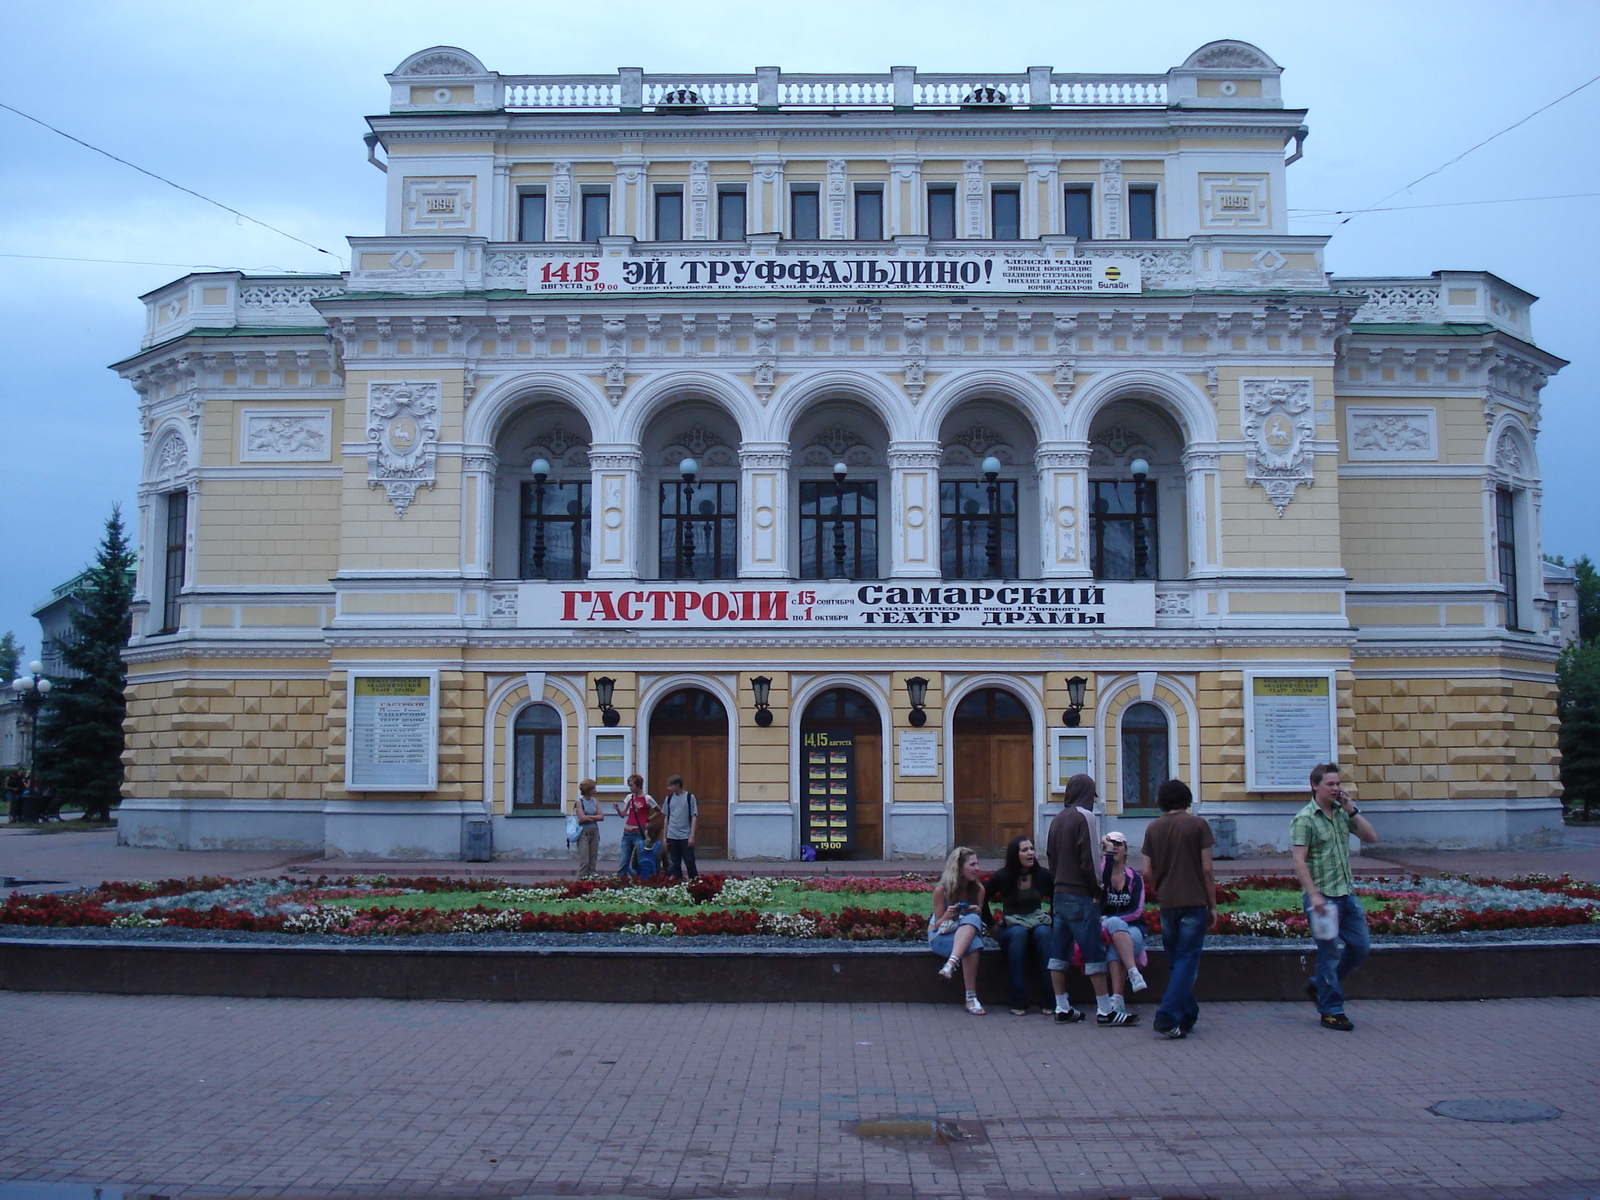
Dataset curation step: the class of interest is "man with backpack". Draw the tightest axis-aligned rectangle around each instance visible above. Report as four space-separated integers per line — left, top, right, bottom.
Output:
662 774 700 879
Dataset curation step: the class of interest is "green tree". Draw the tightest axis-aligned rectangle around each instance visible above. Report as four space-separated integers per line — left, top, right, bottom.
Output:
0 632 19 687
1573 555 1600 643
1557 639 1600 820
35 508 134 821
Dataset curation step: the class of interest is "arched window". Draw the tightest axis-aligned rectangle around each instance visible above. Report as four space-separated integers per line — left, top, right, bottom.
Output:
512 704 563 812
1120 702 1169 810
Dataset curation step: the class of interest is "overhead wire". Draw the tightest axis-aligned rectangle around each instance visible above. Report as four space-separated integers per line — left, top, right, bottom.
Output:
0 100 345 265
0 251 335 272
1290 191 1600 218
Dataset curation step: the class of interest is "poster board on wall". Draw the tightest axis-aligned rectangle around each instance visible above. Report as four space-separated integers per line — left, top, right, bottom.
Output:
1244 672 1336 792
347 672 438 790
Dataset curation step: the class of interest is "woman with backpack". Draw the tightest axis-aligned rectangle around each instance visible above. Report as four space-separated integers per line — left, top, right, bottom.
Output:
615 774 657 878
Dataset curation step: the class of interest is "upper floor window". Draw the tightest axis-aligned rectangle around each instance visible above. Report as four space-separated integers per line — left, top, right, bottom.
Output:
791 188 820 239
1128 186 1158 239
1091 480 1158 580
654 189 683 241
1064 186 1092 239
991 187 1021 240
854 188 883 240
799 481 878 580
940 479 1018 579
161 489 188 634
1497 487 1520 630
518 191 547 242
520 480 590 580
512 703 563 812
660 480 737 579
580 191 610 242
928 186 957 240
718 188 747 241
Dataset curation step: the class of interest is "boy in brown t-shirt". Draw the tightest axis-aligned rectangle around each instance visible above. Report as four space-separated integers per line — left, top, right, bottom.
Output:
1140 779 1216 1040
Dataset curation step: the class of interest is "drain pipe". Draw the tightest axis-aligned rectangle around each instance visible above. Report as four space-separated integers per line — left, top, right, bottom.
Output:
1285 126 1308 167
364 133 387 173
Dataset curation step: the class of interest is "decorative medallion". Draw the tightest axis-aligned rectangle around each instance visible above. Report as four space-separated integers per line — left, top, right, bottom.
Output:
366 381 441 516
1240 377 1315 515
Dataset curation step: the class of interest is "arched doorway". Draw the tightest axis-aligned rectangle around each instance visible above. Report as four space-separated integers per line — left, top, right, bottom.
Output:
952 688 1033 854
648 688 729 857
799 688 883 859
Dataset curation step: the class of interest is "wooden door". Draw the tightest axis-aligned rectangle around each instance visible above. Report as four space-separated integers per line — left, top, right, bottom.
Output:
648 688 729 857
952 689 1034 856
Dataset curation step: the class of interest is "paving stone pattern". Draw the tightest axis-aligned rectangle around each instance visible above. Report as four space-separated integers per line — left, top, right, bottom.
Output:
1 993 1597 1199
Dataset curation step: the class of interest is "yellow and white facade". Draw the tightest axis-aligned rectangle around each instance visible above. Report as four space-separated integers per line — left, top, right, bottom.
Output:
113 41 1568 859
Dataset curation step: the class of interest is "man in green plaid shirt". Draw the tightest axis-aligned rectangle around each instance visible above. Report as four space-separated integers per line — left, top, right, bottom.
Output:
1290 763 1378 1032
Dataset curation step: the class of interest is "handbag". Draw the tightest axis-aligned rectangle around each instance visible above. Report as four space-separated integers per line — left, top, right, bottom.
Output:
1003 909 1051 930
564 810 581 845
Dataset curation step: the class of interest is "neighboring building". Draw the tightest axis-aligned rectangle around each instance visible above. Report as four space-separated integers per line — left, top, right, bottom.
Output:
1543 559 1581 647
112 41 1568 859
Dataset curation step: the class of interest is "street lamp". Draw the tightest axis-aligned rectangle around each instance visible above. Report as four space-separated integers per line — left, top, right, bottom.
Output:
678 457 698 578
593 675 620 727
1129 457 1150 580
831 461 849 580
529 457 551 578
982 455 1003 579
1063 675 1088 727
11 661 52 783
750 675 773 727
905 675 929 727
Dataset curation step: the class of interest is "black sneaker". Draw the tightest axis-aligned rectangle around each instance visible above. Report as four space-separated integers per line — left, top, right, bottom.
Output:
1320 1013 1355 1032
1054 1007 1086 1024
1160 1025 1188 1039
1096 1008 1140 1026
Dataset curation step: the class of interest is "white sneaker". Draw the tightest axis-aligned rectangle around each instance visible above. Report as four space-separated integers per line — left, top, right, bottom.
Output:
1128 967 1149 993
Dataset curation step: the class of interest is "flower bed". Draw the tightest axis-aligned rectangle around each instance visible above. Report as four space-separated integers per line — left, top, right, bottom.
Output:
2 872 1595 941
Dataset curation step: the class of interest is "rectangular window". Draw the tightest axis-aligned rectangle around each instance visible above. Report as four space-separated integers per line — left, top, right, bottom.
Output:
519 481 591 580
654 189 683 241
939 479 1018 579
517 191 546 242
1064 186 1093 238
927 186 957 240
1497 487 1520 629
791 189 820 239
854 188 883 240
161 490 187 634
717 188 747 241
1090 480 1159 579
991 187 1021 240
1128 186 1158 239
659 480 738 579
799 481 879 579
580 191 610 242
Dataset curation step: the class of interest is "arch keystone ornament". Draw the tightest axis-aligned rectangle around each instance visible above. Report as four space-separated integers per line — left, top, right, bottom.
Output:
367 380 441 516
1240 377 1315 515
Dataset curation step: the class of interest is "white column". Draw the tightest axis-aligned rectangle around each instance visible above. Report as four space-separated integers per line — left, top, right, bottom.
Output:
826 159 849 238
889 155 921 236
1182 448 1221 574
752 156 784 234
688 160 711 240
1026 154 1058 240
549 161 574 241
615 155 645 240
491 159 511 241
888 442 943 578
461 450 497 578
1100 159 1124 239
587 446 643 579
963 159 986 238
739 442 790 577
1036 443 1092 578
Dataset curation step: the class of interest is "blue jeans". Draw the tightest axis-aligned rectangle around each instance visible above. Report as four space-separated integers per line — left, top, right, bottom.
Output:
996 921 1053 1009
1155 906 1209 1033
666 838 698 879
618 829 646 876
1303 893 1370 1015
1048 894 1106 975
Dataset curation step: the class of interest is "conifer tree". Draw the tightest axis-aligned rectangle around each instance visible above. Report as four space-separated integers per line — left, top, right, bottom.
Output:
36 508 134 821
1558 639 1600 821
0 632 19 690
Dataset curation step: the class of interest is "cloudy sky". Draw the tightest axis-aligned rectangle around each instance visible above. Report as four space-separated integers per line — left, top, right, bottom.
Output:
3 0 1597 656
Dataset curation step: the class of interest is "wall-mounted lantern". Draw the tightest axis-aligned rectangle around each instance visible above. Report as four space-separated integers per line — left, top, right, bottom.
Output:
750 675 773 726
906 675 930 726
593 675 620 727
1063 675 1088 727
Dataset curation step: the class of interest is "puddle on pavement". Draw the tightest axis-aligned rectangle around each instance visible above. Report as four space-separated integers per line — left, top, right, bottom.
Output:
852 1117 972 1145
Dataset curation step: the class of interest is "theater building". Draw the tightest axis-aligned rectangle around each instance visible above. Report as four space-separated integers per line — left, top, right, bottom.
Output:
113 41 1568 859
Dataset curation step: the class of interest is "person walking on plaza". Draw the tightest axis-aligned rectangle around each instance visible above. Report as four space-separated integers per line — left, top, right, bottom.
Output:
1141 779 1217 1040
571 778 603 878
661 774 700 879
1046 774 1136 1026
984 834 1055 1015
929 845 987 1014
1098 831 1150 1012
615 774 657 878
1292 763 1379 1031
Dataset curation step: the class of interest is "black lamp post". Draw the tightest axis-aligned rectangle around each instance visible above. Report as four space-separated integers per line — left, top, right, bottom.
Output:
678 457 698 578
529 457 551 578
10 661 52 785
831 461 849 580
593 675 620 727
905 675 929 726
1130 456 1150 580
751 675 773 726
1063 675 1088 727
982 455 1002 579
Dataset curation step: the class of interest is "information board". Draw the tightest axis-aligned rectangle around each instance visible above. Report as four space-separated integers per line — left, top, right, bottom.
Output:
802 728 856 854
1247 675 1334 792
348 674 436 790
897 731 939 777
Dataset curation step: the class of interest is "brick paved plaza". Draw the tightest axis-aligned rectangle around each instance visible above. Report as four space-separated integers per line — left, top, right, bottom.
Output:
1 992 1597 1199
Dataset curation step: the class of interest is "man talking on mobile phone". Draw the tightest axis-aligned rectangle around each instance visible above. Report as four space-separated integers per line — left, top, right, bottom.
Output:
1291 763 1379 1031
